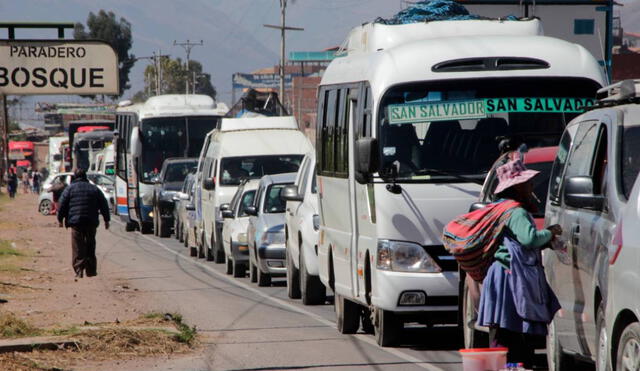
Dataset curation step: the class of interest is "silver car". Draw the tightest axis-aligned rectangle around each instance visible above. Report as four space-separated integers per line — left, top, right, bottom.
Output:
38 172 114 215
544 80 640 370
246 173 296 287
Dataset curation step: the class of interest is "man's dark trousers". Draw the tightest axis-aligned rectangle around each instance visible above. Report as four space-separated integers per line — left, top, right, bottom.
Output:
71 224 97 277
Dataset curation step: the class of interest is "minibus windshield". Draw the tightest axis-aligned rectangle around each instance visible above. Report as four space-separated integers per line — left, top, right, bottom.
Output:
140 116 219 182
220 155 303 186
164 161 198 183
378 77 600 183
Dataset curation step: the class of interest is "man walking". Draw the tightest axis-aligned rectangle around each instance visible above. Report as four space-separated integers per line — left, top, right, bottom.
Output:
57 168 110 279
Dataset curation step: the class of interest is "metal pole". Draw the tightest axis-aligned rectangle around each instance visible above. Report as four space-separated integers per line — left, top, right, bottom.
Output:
280 0 286 104
0 95 8 188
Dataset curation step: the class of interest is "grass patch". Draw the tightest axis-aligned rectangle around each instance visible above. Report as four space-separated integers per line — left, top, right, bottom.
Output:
0 240 22 257
0 312 41 338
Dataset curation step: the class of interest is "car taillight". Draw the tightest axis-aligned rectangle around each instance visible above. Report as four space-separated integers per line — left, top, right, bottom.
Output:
610 220 623 265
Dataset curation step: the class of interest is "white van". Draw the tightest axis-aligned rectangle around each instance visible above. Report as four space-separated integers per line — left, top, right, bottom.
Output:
315 18 605 347
197 116 313 263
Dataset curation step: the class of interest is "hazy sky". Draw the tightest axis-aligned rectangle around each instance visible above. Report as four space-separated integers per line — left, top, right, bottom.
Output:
0 0 403 105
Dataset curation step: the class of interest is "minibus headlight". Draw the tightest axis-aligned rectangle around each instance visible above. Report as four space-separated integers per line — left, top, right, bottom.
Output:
376 240 441 273
261 231 285 245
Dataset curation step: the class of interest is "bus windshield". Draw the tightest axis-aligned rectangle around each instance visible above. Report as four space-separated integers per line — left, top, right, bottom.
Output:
377 77 600 183
220 155 303 186
140 116 219 182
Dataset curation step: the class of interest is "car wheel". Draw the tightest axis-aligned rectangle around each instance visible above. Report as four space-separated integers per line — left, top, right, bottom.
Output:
198 233 206 259
225 254 233 275
300 246 326 305
125 221 137 232
257 266 271 287
616 322 640 371
335 293 360 334
140 221 153 235
153 207 159 236
462 276 488 348
286 247 301 299
374 308 401 347
214 237 225 264
190 246 197 257
547 319 574 370
249 260 258 283
38 199 52 215
597 304 611 371
233 260 246 278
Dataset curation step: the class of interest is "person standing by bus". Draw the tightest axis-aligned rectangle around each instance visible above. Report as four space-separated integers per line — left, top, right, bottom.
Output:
57 169 110 279
475 159 562 368
6 168 18 198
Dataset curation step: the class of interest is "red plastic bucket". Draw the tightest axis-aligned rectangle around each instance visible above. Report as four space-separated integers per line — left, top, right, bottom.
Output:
459 347 508 371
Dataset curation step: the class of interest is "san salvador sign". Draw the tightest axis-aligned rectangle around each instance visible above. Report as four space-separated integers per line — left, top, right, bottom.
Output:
0 40 119 95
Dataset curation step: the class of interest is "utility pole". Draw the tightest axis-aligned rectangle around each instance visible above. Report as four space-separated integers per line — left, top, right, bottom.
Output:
173 40 203 94
136 51 170 96
264 0 304 107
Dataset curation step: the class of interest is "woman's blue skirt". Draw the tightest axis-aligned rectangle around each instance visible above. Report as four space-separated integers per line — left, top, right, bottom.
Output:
477 261 549 336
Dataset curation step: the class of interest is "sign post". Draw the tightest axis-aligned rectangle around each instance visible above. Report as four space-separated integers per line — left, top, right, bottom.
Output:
0 31 119 185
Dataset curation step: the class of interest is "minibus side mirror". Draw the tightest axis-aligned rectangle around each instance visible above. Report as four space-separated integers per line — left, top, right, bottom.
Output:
355 137 379 184
222 210 234 219
281 185 303 202
220 203 230 212
130 128 142 157
203 178 216 190
563 176 604 211
185 203 195 211
245 205 258 216
469 202 488 212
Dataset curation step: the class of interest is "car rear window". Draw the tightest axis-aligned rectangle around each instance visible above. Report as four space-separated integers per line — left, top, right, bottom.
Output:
620 125 640 199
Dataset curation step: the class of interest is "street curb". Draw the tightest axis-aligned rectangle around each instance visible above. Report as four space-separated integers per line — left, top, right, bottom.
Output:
0 336 78 353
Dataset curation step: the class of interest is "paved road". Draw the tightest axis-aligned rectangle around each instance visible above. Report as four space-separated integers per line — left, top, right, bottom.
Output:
97 221 463 371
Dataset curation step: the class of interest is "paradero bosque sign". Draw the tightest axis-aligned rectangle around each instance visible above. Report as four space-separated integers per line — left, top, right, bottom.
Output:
0 40 119 95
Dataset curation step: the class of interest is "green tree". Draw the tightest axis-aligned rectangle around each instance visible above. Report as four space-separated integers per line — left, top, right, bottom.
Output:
74 10 136 98
134 57 217 101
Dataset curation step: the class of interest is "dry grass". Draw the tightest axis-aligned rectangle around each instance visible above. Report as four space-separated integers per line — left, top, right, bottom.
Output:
0 312 198 370
0 312 41 338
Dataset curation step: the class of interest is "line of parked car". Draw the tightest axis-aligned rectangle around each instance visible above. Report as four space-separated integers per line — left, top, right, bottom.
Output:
122 79 640 370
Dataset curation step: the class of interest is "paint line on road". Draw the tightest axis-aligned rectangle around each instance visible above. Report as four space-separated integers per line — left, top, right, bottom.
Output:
118 222 449 371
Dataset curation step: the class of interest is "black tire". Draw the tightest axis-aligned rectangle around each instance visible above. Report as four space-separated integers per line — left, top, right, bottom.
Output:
214 236 225 264
225 254 233 275
158 218 170 238
125 222 136 232
39 199 53 215
335 294 360 334
596 303 611 371
198 233 206 259
190 246 197 257
257 267 271 287
462 276 488 348
153 207 159 236
140 221 153 235
361 307 375 334
232 260 246 278
616 322 640 371
249 260 258 283
300 246 325 305
375 308 401 347
286 247 301 299
547 319 574 371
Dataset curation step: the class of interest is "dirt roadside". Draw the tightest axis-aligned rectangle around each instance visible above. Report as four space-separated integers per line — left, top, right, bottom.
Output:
0 190 200 370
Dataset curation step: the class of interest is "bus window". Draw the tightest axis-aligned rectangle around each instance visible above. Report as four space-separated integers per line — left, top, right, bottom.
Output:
377 76 600 183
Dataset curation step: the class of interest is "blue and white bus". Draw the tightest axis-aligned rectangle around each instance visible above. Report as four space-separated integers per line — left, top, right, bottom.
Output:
114 95 228 233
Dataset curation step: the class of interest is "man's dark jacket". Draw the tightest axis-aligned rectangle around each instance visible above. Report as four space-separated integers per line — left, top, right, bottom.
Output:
57 179 110 227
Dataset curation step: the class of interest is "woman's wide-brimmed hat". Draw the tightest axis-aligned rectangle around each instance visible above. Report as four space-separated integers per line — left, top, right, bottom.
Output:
493 158 539 194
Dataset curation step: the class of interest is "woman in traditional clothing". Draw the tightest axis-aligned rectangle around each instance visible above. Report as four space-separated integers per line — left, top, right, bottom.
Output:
476 158 562 368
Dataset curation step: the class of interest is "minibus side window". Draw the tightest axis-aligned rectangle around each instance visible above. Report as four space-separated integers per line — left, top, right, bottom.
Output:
335 88 349 176
359 85 372 139
322 89 338 175
316 88 327 174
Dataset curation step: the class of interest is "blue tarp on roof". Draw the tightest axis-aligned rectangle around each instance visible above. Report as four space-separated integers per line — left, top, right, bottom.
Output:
375 0 516 24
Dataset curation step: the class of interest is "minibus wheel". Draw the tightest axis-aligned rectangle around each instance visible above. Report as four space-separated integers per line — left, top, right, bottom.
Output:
335 294 359 334
616 322 640 371
198 233 206 259
140 221 153 235
125 222 136 232
375 308 400 347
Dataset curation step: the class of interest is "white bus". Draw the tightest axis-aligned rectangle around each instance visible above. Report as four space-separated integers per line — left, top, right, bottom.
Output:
114 95 228 233
315 19 605 347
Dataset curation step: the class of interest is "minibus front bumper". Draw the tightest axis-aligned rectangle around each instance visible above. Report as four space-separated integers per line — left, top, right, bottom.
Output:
372 270 459 316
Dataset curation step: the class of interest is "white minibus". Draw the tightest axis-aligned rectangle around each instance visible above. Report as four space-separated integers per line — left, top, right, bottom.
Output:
315 18 605 346
114 95 228 233
197 116 313 262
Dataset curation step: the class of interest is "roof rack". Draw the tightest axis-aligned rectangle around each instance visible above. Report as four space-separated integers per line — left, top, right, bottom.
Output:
597 79 640 103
